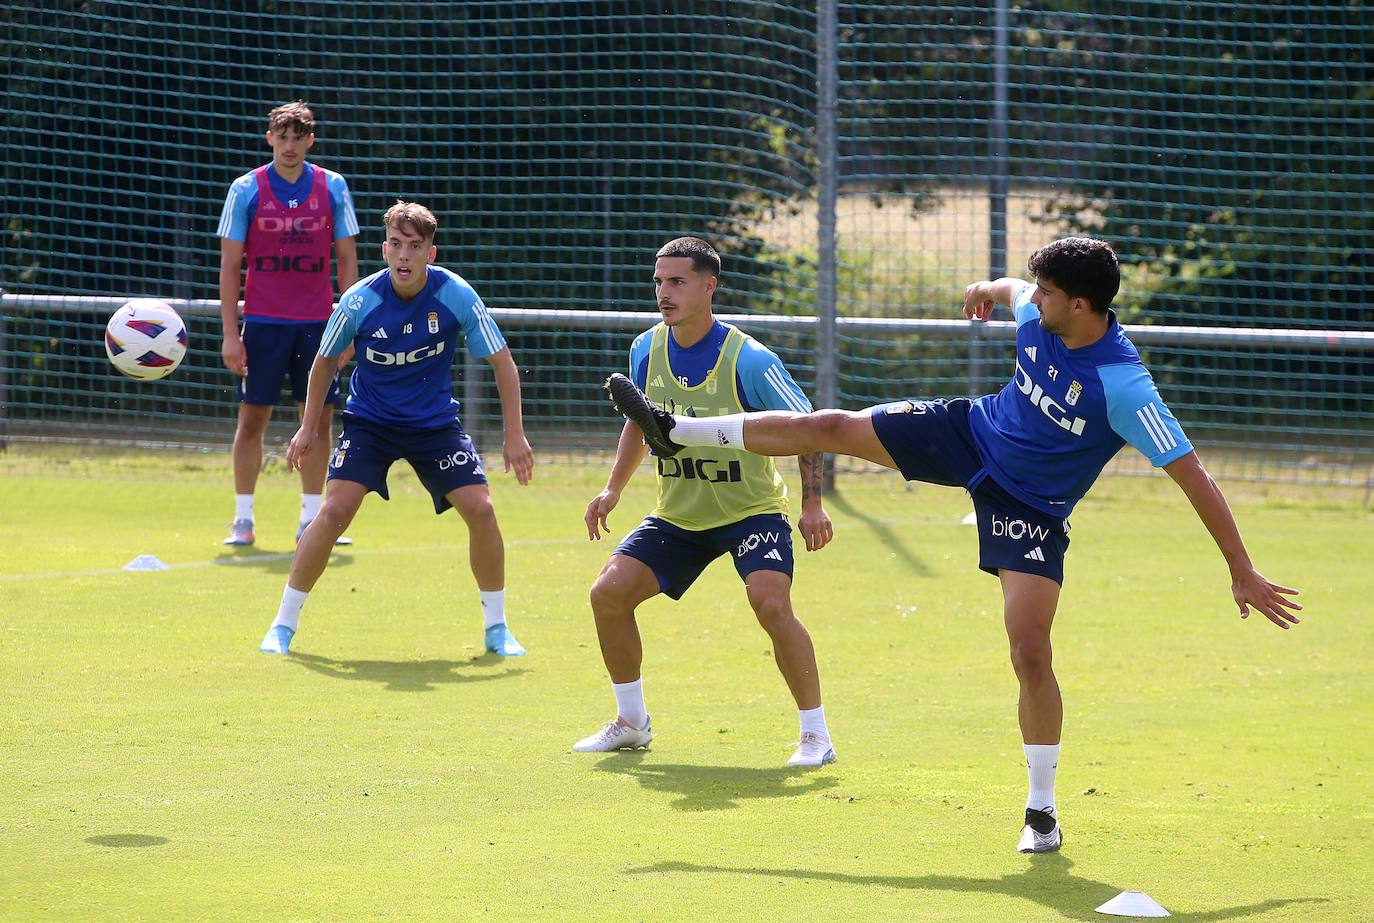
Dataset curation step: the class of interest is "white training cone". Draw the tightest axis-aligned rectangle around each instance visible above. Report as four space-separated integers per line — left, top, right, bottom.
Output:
960 511 978 525
1095 891 1170 917
123 555 170 572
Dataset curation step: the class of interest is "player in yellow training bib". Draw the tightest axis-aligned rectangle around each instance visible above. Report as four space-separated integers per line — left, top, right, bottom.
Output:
574 237 837 766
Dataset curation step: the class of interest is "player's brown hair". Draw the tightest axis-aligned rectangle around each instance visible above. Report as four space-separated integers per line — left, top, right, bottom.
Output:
383 201 438 243
1027 237 1120 315
656 236 721 277
267 101 316 136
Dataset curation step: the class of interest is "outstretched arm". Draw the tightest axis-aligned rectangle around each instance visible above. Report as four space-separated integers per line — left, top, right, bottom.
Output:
796 452 833 552
1164 451 1302 629
962 277 1026 322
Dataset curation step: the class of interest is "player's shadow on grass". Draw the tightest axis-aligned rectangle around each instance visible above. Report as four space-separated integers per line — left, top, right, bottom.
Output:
288 651 527 692
213 549 356 576
85 834 168 848
626 854 1325 922
592 751 838 811
825 488 932 577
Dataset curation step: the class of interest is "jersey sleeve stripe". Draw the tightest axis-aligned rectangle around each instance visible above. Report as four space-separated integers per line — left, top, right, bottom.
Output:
216 188 238 238
477 310 504 352
1143 403 1178 450
763 365 809 413
320 308 352 355
1134 406 1166 452
1135 404 1171 453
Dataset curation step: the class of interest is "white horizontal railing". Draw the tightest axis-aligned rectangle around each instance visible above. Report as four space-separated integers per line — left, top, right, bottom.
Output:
4 292 1374 351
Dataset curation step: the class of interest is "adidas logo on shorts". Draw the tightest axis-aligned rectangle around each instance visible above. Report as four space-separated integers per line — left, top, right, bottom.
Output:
1023 546 1046 562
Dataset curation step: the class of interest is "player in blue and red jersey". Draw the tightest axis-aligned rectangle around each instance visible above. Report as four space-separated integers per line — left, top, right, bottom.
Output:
217 101 360 548
259 201 534 658
606 237 1301 852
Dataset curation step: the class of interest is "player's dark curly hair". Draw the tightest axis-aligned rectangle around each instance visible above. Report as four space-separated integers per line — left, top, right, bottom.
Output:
656 236 721 277
1027 237 1120 314
267 100 315 136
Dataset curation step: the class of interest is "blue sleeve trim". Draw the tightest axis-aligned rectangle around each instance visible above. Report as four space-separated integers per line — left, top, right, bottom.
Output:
629 331 652 389
321 282 369 356
436 269 505 358
1100 362 1194 467
736 337 811 412
217 174 256 241
1011 281 1039 327
325 170 360 239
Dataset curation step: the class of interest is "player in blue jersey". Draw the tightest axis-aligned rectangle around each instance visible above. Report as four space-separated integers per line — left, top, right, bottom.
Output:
217 101 360 548
607 237 1301 849
258 201 535 658
574 237 838 767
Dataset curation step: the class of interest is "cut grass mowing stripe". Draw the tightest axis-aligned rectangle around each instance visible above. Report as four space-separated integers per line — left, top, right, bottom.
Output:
0 536 585 583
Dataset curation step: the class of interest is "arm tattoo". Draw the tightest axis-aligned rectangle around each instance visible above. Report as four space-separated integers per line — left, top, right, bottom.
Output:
799 451 823 503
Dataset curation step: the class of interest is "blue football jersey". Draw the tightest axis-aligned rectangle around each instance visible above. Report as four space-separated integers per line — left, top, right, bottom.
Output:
629 320 812 413
320 266 507 428
968 282 1192 516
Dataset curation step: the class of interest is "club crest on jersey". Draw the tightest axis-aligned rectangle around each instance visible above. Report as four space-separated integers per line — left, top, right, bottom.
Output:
704 374 718 395
427 311 439 334
1065 380 1083 407
1015 360 1087 436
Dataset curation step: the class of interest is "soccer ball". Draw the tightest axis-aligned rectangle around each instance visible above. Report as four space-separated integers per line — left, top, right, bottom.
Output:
104 299 188 381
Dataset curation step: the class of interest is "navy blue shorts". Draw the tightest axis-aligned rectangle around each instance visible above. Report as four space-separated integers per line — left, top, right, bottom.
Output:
871 398 1070 584
327 413 487 514
614 513 794 600
238 319 341 407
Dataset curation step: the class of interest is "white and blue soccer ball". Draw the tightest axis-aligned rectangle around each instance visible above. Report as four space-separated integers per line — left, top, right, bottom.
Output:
104 299 188 381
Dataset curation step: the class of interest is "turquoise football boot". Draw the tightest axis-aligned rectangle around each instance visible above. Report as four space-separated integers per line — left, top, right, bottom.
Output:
483 623 526 656
259 624 295 655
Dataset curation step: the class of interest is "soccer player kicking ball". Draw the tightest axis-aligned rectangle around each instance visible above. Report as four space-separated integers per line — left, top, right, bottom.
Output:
607 237 1302 848
259 202 534 657
575 237 838 767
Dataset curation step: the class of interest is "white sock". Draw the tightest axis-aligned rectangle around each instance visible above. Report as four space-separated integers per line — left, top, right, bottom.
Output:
612 678 648 729
235 494 254 521
273 586 309 632
1024 743 1060 813
300 493 322 526
479 589 506 629
799 705 830 741
670 413 746 450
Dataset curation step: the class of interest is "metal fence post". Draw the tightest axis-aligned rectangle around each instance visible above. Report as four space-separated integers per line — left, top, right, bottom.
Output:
0 287 7 451
977 0 1011 397
816 0 839 489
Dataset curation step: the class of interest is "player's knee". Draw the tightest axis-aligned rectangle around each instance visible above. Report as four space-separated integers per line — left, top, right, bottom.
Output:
750 594 796 633
317 498 359 531
236 407 271 437
589 576 634 617
455 496 497 528
1008 635 1053 679
808 409 860 451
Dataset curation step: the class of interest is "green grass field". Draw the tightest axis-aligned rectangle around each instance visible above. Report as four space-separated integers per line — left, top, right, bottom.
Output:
2 452 1371 921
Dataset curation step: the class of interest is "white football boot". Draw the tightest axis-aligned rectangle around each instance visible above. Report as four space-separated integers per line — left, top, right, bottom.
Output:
573 717 653 752
787 731 837 767
1017 808 1063 853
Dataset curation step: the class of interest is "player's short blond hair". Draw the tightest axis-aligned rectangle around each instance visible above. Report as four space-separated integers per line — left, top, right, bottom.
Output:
382 201 438 242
